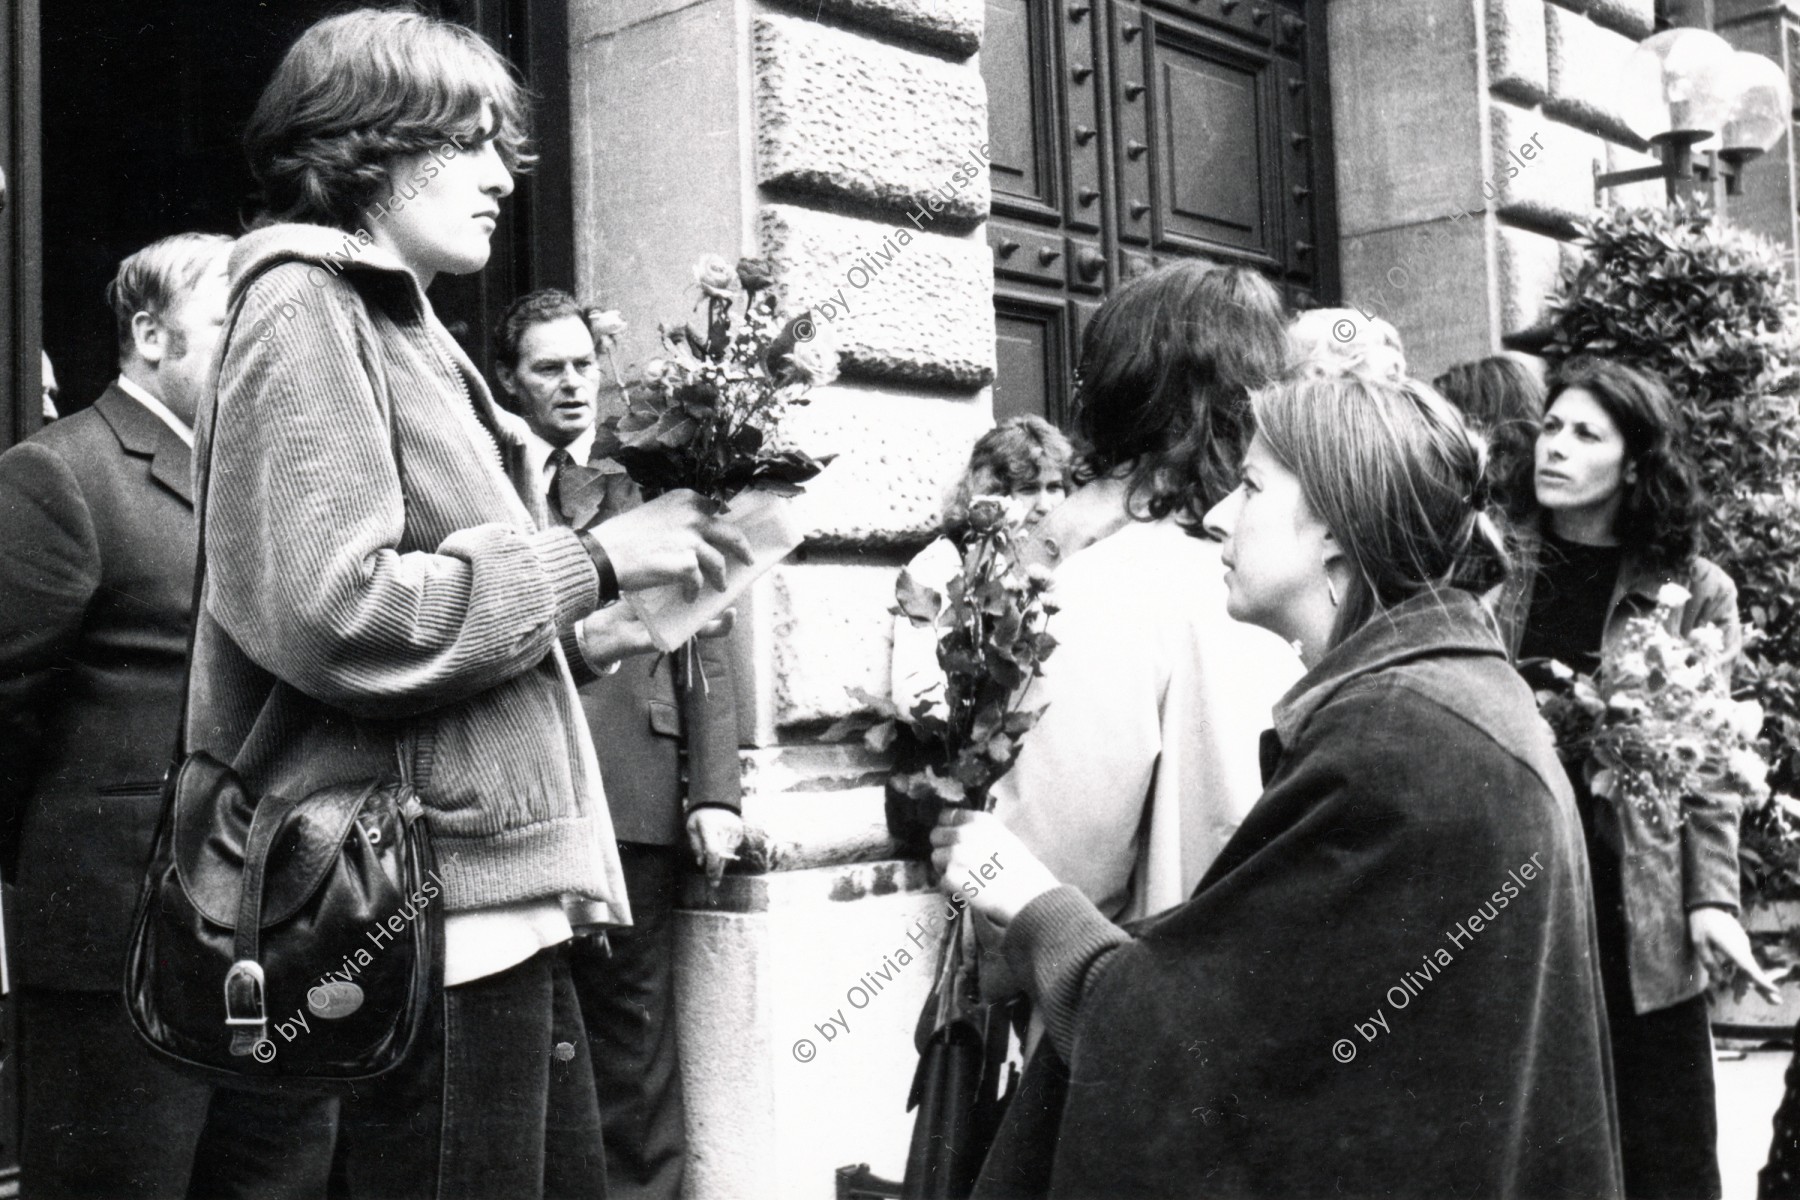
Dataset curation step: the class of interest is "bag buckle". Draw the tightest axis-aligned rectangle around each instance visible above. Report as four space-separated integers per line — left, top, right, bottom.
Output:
224 959 268 1056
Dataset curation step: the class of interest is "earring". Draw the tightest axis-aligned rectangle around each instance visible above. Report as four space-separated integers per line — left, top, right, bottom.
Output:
1326 576 1340 609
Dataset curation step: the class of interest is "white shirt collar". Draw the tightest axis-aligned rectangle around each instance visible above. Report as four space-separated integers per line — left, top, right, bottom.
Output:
114 376 195 447
519 424 595 484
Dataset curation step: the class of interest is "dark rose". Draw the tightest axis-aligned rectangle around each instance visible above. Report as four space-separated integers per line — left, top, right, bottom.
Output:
737 257 776 293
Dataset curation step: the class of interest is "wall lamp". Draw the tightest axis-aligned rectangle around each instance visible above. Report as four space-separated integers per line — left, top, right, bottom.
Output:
1594 28 1791 203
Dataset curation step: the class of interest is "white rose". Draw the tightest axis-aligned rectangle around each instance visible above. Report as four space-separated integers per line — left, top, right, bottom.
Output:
1731 699 1767 741
1689 624 1724 656
1656 582 1692 609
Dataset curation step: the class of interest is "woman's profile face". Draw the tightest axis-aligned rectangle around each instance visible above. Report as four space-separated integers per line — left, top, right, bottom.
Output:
1005 463 1067 533
1535 387 1628 518
368 101 515 286
1204 432 1331 640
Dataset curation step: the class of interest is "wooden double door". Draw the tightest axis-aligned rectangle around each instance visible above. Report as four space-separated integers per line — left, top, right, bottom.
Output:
982 0 1339 426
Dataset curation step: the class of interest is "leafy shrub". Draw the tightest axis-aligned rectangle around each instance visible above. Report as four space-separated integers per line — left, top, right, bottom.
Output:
1544 200 1800 900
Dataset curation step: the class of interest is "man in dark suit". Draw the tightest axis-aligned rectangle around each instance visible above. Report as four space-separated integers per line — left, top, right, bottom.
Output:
0 233 335 1198
494 290 745 1200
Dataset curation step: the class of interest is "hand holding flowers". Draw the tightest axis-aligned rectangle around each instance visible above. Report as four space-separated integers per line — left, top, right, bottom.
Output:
1534 583 1771 830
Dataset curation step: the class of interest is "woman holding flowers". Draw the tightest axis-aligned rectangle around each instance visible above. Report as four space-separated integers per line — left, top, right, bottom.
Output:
937 373 1620 1199
1490 356 1775 1200
202 10 751 1195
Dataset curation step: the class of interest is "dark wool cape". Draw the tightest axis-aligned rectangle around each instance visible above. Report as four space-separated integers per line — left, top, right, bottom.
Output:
979 591 1623 1200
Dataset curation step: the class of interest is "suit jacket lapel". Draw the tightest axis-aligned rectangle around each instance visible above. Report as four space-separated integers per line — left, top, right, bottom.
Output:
148 433 195 506
94 384 195 508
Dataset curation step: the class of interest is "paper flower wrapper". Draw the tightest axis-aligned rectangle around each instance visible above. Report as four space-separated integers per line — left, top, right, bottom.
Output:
623 485 807 653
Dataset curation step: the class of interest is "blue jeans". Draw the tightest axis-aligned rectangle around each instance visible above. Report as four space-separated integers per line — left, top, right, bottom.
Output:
569 844 685 1200
333 946 607 1200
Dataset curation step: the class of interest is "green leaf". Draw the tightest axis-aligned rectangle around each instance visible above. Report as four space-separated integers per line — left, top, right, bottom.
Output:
896 569 944 627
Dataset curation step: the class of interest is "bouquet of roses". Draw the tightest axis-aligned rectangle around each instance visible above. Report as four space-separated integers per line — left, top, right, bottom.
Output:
580 256 837 653
829 500 1059 1162
589 254 835 506
828 497 1059 814
1534 583 1771 831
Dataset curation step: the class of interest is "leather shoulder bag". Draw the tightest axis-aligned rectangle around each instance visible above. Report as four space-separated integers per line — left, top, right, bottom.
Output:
124 260 441 1092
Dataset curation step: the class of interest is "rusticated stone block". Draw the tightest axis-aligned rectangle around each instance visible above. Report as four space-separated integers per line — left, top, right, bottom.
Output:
764 0 983 57
784 385 991 549
1491 102 1603 232
1497 223 1567 336
1329 0 1484 238
760 203 996 389
1548 0 1653 39
1487 0 1548 106
772 562 902 727
1341 214 1492 381
756 14 990 222
1545 6 1643 144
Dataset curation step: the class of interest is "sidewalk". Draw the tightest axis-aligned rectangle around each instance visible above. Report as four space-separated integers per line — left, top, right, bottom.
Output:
1720 1043 1789 1200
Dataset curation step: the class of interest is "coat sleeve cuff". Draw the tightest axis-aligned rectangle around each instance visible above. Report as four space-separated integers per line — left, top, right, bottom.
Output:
1002 885 1130 1061
1680 799 1743 913
527 527 600 629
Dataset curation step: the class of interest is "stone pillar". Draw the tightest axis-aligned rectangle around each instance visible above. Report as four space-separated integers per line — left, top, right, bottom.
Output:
569 2 994 1196
1326 0 1655 377
1714 1 1800 278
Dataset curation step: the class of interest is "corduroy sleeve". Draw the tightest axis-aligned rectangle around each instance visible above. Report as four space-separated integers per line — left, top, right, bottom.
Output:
203 264 596 719
1002 885 1131 1061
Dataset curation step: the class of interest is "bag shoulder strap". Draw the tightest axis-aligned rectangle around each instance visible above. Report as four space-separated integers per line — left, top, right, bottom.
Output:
172 259 410 764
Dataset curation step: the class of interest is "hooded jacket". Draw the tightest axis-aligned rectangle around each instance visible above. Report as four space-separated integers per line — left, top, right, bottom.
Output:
188 224 627 922
986 590 1622 1200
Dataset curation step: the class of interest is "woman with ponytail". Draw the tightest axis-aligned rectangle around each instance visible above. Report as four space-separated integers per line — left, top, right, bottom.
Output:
936 374 1622 1199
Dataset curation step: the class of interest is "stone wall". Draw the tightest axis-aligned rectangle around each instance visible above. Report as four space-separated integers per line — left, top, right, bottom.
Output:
1328 0 1657 378
569 1 993 1195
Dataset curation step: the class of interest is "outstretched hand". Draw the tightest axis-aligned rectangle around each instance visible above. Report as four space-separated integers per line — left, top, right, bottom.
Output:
1690 907 1782 1003
576 606 736 669
929 808 1060 927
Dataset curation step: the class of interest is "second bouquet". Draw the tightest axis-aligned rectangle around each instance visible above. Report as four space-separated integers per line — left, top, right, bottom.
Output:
585 254 837 651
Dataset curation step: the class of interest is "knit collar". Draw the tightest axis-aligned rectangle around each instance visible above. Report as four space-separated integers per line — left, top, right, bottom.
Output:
1271 589 1507 746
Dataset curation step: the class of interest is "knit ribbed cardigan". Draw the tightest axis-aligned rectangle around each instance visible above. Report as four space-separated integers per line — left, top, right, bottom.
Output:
188 224 628 922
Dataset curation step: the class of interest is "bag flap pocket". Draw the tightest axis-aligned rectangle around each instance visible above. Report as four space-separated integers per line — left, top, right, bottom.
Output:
173 754 385 930
648 701 680 737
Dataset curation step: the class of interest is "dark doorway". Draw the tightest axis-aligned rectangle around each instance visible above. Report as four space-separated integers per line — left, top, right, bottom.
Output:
38 0 572 422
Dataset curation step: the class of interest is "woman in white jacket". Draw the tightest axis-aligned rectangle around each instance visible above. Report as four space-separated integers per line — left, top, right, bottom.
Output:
993 262 1301 923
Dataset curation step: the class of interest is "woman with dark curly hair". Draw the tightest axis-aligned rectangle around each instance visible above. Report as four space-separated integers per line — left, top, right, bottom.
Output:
993 261 1299 928
201 10 750 1196
1433 354 1544 522
1491 356 1776 1200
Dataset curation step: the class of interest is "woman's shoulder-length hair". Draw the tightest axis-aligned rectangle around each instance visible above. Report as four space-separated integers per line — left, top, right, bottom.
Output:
245 8 534 232
1543 355 1703 573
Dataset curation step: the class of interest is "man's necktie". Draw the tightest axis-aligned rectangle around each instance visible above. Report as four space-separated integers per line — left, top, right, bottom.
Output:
546 447 575 526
